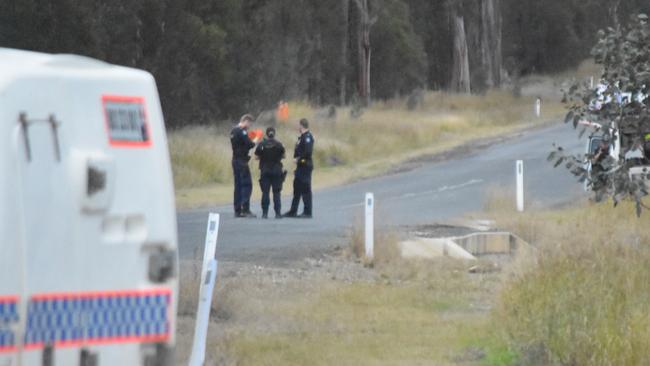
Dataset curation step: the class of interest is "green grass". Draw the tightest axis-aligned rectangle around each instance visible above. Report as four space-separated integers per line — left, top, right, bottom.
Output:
170 90 565 208
483 194 650 365
226 281 493 366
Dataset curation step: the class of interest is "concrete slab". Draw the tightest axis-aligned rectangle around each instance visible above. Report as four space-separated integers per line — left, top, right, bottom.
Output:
400 238 446 259
399 238 476 260
454 232 513 255
399 231 531 261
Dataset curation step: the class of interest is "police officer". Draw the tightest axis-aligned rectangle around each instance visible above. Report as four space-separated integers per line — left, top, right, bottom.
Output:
591 136 611 191
230 114 258 218
254 127 286 219
284 118 315 218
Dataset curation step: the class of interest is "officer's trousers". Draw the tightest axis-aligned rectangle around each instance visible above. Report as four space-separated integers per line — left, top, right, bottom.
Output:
232 160 252 214
290 167 312 215
260 171 283 215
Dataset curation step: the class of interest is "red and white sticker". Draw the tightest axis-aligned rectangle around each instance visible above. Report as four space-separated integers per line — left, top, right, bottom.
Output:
102 95 152 148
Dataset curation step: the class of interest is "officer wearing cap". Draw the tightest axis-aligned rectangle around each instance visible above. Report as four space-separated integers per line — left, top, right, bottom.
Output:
230 114 257 218
284 118 315 218
254 127 286 219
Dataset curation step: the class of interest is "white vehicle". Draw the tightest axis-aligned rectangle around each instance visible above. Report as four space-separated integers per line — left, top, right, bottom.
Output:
0 48 178 365
583 120 650 191
589 82 647 111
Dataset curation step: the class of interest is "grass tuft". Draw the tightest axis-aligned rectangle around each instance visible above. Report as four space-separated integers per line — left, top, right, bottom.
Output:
485 196 650 365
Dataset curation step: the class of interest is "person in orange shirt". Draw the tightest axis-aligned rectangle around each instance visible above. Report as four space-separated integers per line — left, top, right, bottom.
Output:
276 100 289 123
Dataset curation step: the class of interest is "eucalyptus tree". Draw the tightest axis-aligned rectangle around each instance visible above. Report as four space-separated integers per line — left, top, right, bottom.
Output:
550 14 650 215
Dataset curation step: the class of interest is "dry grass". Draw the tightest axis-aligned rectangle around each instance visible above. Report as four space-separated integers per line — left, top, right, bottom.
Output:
347 214 401 267
201 263 507 366
170 90 564 208
226 282 489 366
482 192 650 365
175 229 512 365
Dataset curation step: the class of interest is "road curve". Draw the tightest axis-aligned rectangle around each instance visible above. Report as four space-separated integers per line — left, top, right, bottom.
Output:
177 122 586 264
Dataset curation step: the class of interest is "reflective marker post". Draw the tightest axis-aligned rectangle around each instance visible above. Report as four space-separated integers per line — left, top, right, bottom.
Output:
189 213 220 366
516 161 524 212
535 98 542 118
365 193 374 259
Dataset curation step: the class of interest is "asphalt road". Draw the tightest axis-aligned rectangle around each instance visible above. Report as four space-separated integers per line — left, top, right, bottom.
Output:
177 122 586 264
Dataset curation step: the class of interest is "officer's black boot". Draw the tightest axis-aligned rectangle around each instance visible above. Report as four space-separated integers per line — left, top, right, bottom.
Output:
284 195 300 217
299 192 312 218
241 204 257 218
283 210 297 218
261 203 269 219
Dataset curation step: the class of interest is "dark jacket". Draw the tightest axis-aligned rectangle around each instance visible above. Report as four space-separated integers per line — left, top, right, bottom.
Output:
230 126 255 162
294 131 314 169
255 137 285 174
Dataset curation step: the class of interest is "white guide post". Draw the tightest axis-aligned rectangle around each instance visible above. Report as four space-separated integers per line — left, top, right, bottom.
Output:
535 98 542 118
516 160 524 212
365 193 374 259
189 213 220 366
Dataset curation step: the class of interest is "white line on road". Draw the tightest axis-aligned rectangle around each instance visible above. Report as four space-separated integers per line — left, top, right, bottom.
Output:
397 178 484 199
339 178 485 209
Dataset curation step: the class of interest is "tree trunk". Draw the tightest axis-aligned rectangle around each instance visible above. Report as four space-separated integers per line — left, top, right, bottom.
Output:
313 32 324 105
354 0 372 106
480 0 501 88
610 0 621 31
451 14 471 93
339 0 349 106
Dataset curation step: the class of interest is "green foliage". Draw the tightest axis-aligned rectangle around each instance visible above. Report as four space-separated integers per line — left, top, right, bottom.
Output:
371 0 427 99
502 0 650 75
551 13 650 214
2 0 649 126
482 346 518 366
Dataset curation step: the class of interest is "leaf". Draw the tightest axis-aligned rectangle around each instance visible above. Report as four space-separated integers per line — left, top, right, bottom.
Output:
565 111 575 124
571 166 586 176
579 173 588 183
547 151 557 162
554 157 565 168
578 127 587 139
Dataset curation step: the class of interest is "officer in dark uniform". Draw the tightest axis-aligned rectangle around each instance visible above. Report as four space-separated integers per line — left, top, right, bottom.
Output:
284 118 315 218
254 127 286 219
591 136 610 191
230 114 257 218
